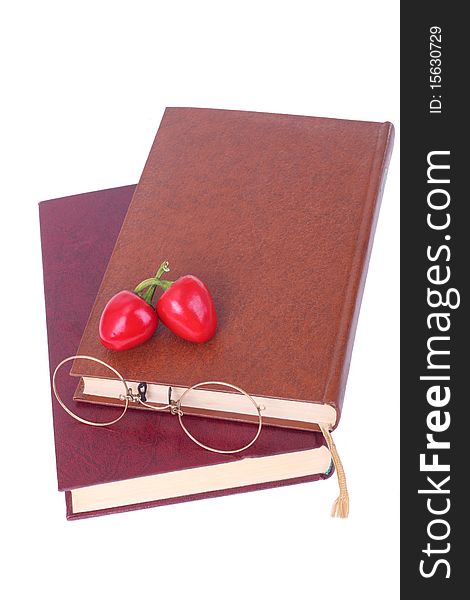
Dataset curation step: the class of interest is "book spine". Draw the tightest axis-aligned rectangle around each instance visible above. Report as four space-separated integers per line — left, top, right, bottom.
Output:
322 123 395 424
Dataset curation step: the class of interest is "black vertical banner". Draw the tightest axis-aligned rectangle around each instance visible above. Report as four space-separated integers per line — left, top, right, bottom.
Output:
401 3 465 596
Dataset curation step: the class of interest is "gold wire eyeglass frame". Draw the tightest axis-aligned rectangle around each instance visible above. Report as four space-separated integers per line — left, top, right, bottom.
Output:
52 355 265 455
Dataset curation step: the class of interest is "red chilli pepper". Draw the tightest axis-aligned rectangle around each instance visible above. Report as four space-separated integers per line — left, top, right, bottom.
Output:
99 290 158 351
135 261 217 343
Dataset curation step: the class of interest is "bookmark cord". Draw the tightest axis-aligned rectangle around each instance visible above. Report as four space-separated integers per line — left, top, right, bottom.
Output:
319 424 349 518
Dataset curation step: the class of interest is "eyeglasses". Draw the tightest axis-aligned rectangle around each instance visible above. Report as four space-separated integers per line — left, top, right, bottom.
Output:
53 355 265 455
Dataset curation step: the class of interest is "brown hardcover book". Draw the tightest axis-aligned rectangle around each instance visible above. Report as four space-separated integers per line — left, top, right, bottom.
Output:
72 107 394 432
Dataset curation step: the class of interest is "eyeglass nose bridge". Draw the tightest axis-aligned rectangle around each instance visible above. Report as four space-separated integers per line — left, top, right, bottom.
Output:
168 386 183 416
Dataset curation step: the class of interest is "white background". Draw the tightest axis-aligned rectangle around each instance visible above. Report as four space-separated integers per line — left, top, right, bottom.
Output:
1 2 399 598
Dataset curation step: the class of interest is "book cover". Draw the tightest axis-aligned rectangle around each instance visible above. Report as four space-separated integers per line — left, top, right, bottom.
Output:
71 108 394 431
40 185 332 520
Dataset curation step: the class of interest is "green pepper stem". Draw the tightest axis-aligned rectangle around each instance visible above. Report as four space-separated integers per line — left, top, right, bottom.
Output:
155 260 170 280
134 261 174 305
134 277 160 294
154 279 173 291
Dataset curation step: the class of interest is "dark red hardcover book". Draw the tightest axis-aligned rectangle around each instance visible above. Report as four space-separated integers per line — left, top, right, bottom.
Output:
39 185 331 520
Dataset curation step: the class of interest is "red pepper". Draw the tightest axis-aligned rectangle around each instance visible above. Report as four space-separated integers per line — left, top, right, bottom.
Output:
99 290 158 351
156 275 217 343
134 261 217 343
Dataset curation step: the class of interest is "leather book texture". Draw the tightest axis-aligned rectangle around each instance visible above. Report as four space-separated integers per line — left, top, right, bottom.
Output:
39 186 331 520
72 108 394 429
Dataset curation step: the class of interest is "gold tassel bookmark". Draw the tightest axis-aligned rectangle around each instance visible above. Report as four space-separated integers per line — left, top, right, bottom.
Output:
319 424 349 518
